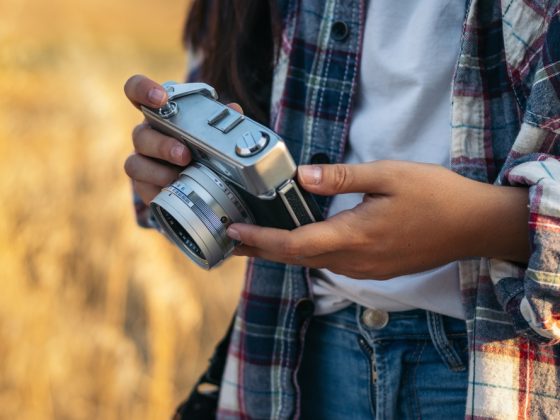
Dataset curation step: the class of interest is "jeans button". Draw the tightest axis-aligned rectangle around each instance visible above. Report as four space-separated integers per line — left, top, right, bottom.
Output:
362 308 389 329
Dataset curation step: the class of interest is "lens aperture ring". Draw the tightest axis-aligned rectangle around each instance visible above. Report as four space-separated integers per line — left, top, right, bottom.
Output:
165 185 229 248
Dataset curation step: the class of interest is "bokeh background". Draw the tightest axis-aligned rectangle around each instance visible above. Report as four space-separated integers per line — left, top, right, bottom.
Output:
0 0 245 418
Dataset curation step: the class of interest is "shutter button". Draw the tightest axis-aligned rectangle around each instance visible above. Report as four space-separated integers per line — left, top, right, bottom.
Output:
158 101 178 119
236 131 269 157
361 308 389 329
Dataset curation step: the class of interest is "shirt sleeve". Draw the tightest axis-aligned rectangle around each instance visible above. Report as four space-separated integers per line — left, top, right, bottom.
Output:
490 151 560 345
488 8 560 345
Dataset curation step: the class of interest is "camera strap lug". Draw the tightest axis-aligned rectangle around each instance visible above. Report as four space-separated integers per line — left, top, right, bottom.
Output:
163 82 219 101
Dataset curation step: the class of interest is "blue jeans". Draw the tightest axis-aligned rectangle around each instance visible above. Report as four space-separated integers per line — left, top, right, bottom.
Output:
297 305 468 419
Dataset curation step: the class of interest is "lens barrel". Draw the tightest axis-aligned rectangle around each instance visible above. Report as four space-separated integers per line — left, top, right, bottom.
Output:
150 163 254 268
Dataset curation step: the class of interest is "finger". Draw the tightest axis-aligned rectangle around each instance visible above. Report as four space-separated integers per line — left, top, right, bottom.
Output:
226 219 346 259
232 244 297 265
133 180 162 205
132 123 191 166
124 153 181 187
232 244 328 267
234 246 385 280
124 74 168 109
297 161 395 195
227 102 244 114
233 245 359 273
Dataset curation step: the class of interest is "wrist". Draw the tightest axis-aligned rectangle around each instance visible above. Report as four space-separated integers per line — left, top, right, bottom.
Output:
459 180 530 263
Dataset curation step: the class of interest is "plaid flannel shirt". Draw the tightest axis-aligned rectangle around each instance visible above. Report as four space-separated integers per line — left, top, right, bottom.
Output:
136 0 560 418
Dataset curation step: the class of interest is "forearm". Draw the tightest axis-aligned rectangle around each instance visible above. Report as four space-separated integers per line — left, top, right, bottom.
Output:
459 180 530 264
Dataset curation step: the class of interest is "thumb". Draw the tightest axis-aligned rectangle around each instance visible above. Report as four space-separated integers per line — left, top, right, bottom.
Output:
297 162 392 195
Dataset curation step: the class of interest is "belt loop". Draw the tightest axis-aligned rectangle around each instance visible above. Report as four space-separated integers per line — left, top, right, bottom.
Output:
426 311 466 372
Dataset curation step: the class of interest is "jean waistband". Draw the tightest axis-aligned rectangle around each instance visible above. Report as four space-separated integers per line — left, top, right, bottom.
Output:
312 304 468 372
316 304 464 333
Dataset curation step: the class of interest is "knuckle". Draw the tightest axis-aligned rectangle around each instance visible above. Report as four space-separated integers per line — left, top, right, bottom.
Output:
331 164 351 193
123 154 139 178
157 137 172 161
131 124 147 147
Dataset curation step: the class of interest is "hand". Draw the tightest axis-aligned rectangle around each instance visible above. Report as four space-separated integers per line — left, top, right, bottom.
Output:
123 75 191 205
123 74 241 204
227 161 530 279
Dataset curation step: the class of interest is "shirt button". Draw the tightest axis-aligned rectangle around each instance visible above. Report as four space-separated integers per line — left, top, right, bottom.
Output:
310 152 330 165
331 21 349 41
361 308 389 329
297 299 315 318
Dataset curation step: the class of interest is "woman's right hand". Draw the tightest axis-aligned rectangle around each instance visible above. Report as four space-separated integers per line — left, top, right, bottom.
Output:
123 75 192 205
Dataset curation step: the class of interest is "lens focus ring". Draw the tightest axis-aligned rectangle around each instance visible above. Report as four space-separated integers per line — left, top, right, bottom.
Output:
150 163 254 268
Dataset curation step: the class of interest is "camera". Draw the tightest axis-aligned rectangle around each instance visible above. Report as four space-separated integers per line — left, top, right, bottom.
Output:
141 82 322 269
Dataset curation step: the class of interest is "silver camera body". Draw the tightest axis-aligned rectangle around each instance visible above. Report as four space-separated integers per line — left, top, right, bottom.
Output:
141 82 321 269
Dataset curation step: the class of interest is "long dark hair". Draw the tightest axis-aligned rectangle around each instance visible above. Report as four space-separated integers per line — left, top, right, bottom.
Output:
183 1 280 123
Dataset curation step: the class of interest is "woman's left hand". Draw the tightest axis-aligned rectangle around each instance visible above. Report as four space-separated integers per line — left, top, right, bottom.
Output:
227 160 530 279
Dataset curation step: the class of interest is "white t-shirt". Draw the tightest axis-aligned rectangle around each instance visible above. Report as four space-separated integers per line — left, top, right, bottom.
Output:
312 0 467 319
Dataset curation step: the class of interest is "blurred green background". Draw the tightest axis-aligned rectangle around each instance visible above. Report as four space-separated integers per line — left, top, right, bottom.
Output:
0 0 245 418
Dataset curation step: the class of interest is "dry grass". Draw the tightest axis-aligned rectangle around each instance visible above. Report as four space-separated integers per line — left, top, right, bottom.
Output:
0 0 245 418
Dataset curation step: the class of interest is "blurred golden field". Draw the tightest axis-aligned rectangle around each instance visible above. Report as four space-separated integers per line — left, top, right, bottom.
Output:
0 0 245 418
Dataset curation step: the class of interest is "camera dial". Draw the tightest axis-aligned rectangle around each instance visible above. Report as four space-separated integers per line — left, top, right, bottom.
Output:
235 131 269 157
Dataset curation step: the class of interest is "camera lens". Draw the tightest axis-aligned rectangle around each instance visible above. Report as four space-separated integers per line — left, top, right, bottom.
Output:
150 163 254 269
160 208 205 259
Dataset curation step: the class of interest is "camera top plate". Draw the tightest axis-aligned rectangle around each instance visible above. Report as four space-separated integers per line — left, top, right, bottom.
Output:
141 82 297 199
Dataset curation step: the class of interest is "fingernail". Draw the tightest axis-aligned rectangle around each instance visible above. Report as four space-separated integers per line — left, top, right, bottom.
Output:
299 165 322 185
171 144 187 163
148 88 165 106
227 227 241 241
